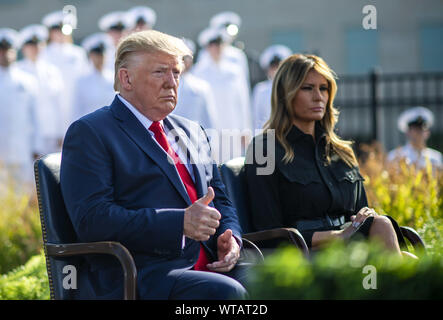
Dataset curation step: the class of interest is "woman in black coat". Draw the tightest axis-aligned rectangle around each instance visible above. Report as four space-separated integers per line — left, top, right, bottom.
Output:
245 54 413 257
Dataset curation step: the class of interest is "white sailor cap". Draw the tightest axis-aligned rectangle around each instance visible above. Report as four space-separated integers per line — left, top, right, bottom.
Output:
126 6 157 28
42 11 65 29
18 24 48 47
209 11 241 28
182 38 196 55
259 44 292 70
398 106 434 133
197 27 229 47
82 32 113 53
98 11 134 32
0 28 19 49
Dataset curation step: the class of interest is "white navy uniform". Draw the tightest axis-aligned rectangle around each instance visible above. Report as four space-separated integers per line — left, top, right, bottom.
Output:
98 11 134 72
40 10 89 135
198 45 250 90
72 33 115 120
39 43 87 133
73 68 115 120
0 65 38 183
16 24 65 155
387 143 442 169
251 79 272 130
126 6 157 31
252 44 292 131
194 27 251 131
206 11 250 87
192 58 252 164
174 72 218 130
16 58 64 155
193 58 251 132
387 106 443 170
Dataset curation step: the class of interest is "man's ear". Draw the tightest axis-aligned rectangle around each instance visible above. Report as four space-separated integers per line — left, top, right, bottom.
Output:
118 68 132 90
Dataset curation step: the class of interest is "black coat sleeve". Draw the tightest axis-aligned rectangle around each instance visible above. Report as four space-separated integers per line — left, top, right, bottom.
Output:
244 136 285 231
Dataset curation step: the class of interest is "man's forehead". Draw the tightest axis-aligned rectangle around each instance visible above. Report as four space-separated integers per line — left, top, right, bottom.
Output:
134 50 181 65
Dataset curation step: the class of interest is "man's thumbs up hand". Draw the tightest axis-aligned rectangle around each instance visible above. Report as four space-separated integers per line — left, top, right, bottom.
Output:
184 187 221 241
195 186 215 206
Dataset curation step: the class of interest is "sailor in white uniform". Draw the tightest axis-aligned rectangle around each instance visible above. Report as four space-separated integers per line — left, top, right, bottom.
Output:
72 33 115 120
39 10 88 136
198 11 250 90
0 29 38 185
125 6 157 32
252 44 292 131
16 24 65 157
173 38 217 130
387 106 442 171
98 11 135 72
193 27 252 163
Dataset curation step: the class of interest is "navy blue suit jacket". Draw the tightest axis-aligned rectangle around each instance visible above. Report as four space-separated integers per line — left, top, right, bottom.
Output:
60 96 242 299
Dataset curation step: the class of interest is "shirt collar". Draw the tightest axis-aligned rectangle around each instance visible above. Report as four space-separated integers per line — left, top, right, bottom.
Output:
287 121 326 144
117 94 163 134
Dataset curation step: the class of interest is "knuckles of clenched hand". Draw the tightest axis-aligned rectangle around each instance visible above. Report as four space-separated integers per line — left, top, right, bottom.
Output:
184 202 221 241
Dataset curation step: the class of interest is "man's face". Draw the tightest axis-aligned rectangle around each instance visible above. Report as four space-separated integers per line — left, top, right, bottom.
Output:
22 43 40 61
207 42 223 62
89 51 104 71
407 126 430 145
49 29 66 43
108 29 125 46
0 47 16 67
125 50 182 121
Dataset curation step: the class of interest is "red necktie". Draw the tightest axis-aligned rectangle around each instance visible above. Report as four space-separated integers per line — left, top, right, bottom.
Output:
149 121 210 271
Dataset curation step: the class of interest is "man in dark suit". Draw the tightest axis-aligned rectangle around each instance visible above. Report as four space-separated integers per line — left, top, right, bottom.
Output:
60 30 247 299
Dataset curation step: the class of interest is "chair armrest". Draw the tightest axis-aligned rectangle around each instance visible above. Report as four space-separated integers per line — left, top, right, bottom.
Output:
242 228 309 257
46 241 137 300
400 226 426 252
240 238 265 263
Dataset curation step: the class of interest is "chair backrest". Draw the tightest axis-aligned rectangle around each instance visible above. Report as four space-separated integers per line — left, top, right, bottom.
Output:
219 157 253 234
34 152 80 299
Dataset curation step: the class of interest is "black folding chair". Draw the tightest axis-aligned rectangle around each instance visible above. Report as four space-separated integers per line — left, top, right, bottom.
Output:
34 153 137 299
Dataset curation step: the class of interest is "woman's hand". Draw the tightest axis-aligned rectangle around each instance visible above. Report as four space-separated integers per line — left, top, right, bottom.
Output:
312 207 378 247
350 207 378 229
338 207 378 240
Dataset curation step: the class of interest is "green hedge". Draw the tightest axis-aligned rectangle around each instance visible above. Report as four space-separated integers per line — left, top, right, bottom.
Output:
248 240 443 299
0 183 42 274
0 251 50 300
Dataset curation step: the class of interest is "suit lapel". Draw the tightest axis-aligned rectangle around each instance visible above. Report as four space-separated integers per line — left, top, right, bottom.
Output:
110 96 191 205
164 116 208 199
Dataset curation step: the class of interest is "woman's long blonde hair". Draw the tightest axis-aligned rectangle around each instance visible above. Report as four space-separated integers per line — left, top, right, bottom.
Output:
264 54 358 167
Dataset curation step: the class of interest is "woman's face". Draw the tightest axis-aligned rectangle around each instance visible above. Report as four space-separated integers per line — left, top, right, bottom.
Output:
291 69 329 127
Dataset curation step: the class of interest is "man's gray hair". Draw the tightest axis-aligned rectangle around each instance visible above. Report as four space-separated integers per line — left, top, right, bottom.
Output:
114 30 192 91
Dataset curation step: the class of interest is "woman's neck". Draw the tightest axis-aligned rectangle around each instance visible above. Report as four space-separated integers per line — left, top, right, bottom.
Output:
292 120 316 139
